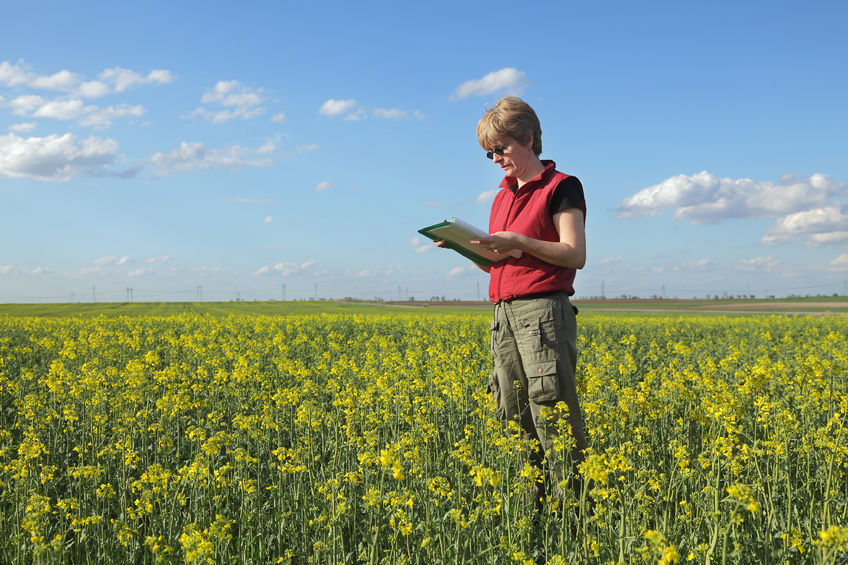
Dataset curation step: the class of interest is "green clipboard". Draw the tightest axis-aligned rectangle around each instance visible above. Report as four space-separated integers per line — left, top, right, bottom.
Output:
418 217 521 267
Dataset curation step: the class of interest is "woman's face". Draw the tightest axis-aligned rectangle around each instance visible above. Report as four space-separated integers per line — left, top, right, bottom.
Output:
487 135 535 180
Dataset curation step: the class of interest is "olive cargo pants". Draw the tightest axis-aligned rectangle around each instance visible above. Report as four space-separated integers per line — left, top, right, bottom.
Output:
487 292 587 503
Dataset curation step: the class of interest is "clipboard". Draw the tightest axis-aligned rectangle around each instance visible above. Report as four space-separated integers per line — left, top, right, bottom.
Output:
418 217 522 266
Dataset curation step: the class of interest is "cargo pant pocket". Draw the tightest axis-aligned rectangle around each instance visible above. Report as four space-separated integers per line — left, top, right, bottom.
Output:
487 370 507 420
526 359 560 404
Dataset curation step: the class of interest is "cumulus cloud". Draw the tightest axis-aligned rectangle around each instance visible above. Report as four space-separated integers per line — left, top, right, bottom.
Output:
146 255 171 265
616 171 845 223
1 61 172 99
5 94 146 129
99 67 173 93
0 265 14 275
264 216 273 223
149 141 274 176
596 256 623 265
761 206 848 247
254 260 315 276
189 80 266 123
617 171 848 247
319 99 357 117
0 132 119 181
9 122 36 133
314 181 332 192
451 68 531 100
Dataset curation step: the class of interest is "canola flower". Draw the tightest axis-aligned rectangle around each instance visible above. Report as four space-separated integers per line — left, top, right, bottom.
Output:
0 312 846 563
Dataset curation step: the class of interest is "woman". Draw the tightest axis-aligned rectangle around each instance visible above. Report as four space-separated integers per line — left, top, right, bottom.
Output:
463 96 588 510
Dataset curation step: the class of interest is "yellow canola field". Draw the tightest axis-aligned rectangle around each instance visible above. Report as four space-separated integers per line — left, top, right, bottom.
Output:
1 313 847 564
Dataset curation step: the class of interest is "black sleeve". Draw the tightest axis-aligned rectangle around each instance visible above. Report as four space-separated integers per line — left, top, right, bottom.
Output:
550 176 585 215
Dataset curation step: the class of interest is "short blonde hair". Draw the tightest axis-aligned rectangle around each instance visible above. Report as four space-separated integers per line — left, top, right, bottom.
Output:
476 96 542 155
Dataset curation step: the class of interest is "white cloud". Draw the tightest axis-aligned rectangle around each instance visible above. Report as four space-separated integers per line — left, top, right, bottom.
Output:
189 80 266 124
201 80 262 107
0 61 31 87
30 69 80 91
0 61 79 90
373 108 424 120
7 95 146 129
447 265 477 278
79 104 146 129
319 99 356 117
476 190 498 204
0 132 119 181
761 206 848 247
673 258 716 271
264 216 273 223
411 234 433 254
733 256 780 272
149 141 274 176
270 112 286 123
597 256 622 265
9 122 36 133
22 266 51 276
127 267 152 278
1 61 173 97
254 260 316 277
315 181 332 192
295 144 317 154
32 99 85 119
451 68 531 100
99 67 174 92
829 254 848 270
146 255 171 264
0 265 13 275
75 80 111 98
93 256 132 266
7 94 46 115
616 171 845 224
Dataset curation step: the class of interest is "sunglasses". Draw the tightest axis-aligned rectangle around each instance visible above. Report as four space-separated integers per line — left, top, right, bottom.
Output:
486 146 506 160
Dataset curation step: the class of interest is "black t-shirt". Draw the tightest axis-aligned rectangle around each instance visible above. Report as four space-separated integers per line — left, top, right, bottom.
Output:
550 176 585 216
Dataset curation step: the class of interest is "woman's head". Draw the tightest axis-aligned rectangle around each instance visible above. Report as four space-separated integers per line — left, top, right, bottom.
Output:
476 96 542 156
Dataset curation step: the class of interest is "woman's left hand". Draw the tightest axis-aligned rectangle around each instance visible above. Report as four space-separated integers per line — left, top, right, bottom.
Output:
471 231 522 254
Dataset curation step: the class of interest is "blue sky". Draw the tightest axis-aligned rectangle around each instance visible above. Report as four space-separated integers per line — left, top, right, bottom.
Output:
2 0 847 302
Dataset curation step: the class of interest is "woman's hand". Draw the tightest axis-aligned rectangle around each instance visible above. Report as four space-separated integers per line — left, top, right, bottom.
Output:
470 232 521 255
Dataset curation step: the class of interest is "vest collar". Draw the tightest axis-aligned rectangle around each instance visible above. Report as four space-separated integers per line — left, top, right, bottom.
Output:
500 160 557 191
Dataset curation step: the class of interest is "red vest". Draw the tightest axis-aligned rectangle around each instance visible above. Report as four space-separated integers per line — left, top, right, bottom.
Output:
488 160 583 302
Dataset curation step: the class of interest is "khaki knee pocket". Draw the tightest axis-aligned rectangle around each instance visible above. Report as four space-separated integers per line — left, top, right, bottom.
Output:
487 370 507 419
526 359 560 403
